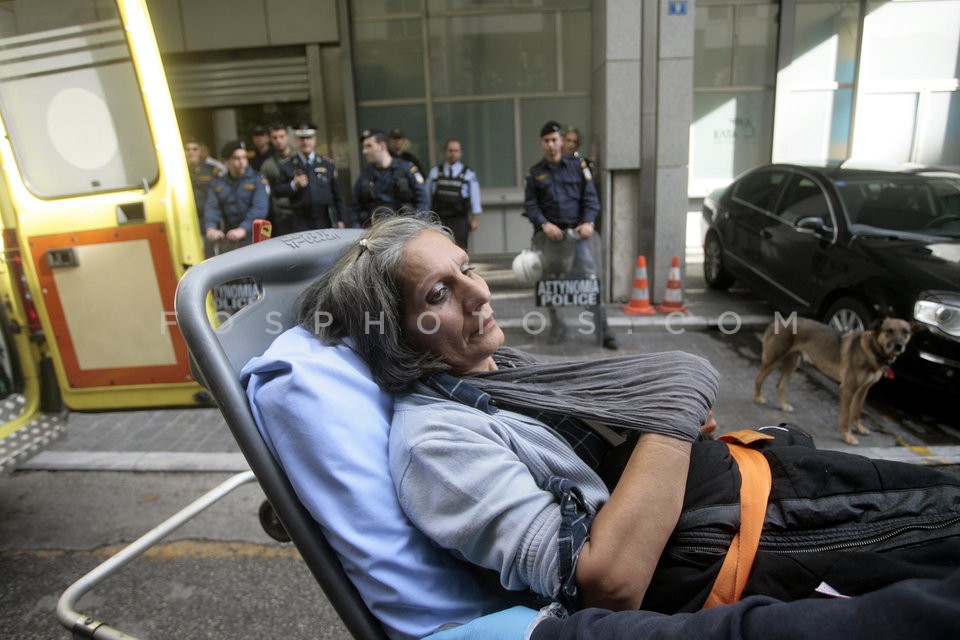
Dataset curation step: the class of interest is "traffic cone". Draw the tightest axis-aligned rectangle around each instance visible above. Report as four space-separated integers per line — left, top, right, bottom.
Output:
622 256 657 315
656 255 688 314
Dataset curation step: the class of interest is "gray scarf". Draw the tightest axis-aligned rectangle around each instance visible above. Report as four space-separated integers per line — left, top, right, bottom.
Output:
467 347 719 442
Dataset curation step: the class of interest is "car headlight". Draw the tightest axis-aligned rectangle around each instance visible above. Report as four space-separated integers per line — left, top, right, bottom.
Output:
914 299 960 338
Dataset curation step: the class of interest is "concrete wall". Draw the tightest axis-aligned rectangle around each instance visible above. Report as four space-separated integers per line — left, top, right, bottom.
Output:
598 0 694 303
146 0 339 52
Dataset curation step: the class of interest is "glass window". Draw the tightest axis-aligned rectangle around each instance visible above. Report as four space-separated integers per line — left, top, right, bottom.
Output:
520 96 590 174
353 19 425 101
428 14 557 97
0 10 159 199
734 3 778 86
690 90 775 192
357 104 428 168
843 175 960 235
862 1 960 83
561 10 591 92
851 92 918 163
695 5 734 87
428 0 590 9
433 101 515 188
353 0 423 18
692 2 778 195
777 88 853 164
733 169 787 212
793 2 859 85
777 175 830 225
353 2 590 189
918 91 960 168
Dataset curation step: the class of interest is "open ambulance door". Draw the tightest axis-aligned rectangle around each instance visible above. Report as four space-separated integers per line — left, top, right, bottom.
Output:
0 0 208 473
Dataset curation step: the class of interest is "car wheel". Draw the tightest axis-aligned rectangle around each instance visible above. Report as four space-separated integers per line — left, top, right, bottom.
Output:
703 233 734 290
824 297 873 333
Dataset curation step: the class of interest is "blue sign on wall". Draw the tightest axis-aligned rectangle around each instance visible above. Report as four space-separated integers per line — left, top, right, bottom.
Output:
668 0 688 15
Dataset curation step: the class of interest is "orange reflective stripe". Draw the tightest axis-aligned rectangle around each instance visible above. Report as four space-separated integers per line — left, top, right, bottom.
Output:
719 429 775 446
703 440 772 608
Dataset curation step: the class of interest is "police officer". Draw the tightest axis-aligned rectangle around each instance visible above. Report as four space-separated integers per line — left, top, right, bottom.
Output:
248 125 273 171
203 139 269 257
351 128 429 227
524 120 618 349
184 137 222 227
388 128 424 174
272 123 348 232
258 124 297 236
426 138 482 250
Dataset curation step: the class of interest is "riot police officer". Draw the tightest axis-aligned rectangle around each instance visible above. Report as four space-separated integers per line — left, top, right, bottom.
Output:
203 140 269 257
350 128 428 227
524 120 618 349
272 123 348 231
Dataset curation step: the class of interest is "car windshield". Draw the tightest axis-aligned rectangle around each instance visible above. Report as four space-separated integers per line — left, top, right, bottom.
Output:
837 174 960 238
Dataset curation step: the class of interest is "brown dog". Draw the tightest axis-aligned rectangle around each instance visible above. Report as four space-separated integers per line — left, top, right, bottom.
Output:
754 317 912 445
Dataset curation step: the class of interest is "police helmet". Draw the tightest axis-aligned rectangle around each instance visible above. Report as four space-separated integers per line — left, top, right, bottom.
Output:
512 249 543 285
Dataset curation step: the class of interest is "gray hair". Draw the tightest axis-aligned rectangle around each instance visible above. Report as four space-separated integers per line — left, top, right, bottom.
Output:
296 213 455 393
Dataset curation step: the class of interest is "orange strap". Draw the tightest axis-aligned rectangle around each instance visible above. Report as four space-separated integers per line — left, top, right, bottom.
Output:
703 431 773 608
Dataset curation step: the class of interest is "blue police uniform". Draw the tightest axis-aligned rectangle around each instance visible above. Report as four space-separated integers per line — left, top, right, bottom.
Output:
524 155 602 279
523 155 600 231
524 141 616 348
350 157 429 227
203 166 269 254
272 152 347 231
189 160 221 222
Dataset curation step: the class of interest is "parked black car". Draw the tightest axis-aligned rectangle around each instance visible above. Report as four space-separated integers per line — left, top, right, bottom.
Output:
701 162 960 391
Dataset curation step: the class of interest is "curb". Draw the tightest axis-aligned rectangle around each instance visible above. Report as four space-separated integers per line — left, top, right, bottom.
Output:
20 451 249 473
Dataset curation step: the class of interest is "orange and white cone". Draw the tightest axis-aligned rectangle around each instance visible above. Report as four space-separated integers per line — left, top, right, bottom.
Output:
622 256 656 316
656 255 688 314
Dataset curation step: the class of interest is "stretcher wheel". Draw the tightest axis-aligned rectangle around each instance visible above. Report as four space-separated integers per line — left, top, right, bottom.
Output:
258 499 291 542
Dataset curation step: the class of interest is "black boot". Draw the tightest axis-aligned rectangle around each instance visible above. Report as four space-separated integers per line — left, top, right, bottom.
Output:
547 308 567 344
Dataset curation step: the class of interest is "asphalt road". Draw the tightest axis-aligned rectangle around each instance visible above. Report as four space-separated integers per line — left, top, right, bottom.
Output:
0 470 351 640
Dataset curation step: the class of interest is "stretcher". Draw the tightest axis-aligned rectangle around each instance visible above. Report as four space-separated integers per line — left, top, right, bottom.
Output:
57 228 387 639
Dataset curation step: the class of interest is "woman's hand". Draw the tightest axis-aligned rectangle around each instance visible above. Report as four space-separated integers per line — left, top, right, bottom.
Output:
576 433 692 610
701 411 718 436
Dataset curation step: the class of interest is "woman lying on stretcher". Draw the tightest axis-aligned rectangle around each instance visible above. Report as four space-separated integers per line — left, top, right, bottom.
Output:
296 214 960 620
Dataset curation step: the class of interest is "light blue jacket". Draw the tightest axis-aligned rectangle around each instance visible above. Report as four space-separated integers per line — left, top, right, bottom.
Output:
390 386 610 601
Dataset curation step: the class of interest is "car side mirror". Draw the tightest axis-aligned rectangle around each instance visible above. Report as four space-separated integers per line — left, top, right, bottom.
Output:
795 216 832 235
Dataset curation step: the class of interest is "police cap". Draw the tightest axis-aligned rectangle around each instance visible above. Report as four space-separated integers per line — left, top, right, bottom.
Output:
361 128 387 141
389 128 405 139
251 125 269 136
540 120 564 138
293 123 318 137
220 139 246 158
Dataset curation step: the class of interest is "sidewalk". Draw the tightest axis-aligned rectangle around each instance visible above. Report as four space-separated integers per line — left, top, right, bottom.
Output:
22 233 960 473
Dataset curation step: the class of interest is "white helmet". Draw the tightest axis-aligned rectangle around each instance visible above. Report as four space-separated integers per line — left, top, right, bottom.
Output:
512 249 543 285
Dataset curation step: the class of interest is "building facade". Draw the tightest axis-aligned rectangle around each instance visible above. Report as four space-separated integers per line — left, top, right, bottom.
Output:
147 0 959 300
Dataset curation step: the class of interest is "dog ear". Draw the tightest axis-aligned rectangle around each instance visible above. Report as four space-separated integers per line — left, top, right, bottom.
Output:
868 317 883 333
910 320 928 334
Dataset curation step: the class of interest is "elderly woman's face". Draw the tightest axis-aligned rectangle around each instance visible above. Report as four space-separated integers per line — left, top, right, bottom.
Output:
400 230 504 374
